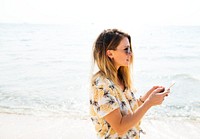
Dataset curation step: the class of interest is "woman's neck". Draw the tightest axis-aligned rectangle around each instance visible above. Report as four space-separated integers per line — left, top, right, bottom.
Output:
117 78 125 92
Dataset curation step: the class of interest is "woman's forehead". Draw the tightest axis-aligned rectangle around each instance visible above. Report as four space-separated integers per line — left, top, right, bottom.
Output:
117 37 130 49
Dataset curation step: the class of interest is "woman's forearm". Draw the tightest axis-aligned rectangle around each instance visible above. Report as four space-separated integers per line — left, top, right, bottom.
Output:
118 100 152 135
105 87 167 136
119 87 167 135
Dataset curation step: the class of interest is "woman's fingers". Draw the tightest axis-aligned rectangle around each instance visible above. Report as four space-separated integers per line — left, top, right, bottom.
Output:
153 87 165 94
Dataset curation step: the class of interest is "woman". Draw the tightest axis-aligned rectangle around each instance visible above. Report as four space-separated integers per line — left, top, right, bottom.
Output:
89 29 169 139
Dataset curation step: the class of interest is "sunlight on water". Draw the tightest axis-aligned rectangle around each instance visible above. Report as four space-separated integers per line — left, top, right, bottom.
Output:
0 23 200 121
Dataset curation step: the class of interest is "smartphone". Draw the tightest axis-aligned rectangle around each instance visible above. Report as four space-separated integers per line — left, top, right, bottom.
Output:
159 82 176 93
167 82 176 90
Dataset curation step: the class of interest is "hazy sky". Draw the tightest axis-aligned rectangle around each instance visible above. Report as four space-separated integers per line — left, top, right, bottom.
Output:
0 0 200 25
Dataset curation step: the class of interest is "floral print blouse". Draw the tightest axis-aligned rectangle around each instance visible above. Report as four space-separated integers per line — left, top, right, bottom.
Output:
90 75 142 139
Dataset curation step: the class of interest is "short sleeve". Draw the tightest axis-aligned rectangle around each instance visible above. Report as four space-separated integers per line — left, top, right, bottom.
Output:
91 78 119 118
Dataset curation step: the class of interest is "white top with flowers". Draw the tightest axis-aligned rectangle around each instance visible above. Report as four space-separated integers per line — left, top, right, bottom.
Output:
90 75 142 139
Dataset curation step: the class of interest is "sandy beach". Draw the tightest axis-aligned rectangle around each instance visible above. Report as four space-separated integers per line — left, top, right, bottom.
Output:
0 114 199 139
0 113 96 139
140 118 200 139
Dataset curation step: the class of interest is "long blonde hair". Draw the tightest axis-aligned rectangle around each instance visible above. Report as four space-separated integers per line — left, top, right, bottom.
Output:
91 29 134 89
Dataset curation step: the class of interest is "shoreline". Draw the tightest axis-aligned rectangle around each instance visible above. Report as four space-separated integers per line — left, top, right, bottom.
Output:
0 113 199 139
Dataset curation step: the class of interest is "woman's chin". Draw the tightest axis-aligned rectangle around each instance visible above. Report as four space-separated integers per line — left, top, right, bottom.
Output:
123 63 130 67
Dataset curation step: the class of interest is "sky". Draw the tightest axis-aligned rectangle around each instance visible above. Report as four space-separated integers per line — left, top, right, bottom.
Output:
0 0 200 26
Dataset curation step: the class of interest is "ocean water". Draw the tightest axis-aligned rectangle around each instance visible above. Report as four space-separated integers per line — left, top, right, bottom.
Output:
0 23 200 122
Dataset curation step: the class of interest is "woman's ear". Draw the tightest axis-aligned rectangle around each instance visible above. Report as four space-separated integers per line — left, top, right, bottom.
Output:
106 50 114 59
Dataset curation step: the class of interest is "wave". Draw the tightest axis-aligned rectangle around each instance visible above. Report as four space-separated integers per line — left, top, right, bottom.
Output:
0 104 89 119
20 39 32 42
146 102 200 121
0 94 89 118
172 73 200 82
160 55 200 60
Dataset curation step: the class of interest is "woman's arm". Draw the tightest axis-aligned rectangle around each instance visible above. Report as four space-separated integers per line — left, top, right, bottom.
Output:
104 87 169 136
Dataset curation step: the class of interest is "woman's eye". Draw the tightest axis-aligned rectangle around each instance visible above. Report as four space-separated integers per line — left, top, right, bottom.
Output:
124 47 130 53
124 48 128 52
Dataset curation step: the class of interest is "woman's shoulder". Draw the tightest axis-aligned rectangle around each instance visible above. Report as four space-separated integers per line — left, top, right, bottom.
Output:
91 72 114 88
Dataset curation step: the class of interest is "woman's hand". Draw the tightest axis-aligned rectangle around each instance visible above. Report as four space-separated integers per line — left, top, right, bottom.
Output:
145 87 170 106
138 86 164 105
146 86 164 95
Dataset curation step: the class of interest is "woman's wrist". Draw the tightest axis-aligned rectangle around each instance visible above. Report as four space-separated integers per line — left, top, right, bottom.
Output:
142 99 152 109
139 96 145 103
138 96 153 108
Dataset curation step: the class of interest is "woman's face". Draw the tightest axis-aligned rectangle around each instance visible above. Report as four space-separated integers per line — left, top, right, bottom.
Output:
108 37 132 69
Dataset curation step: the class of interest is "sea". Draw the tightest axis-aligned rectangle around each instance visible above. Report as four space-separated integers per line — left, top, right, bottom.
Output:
0 23 200 122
